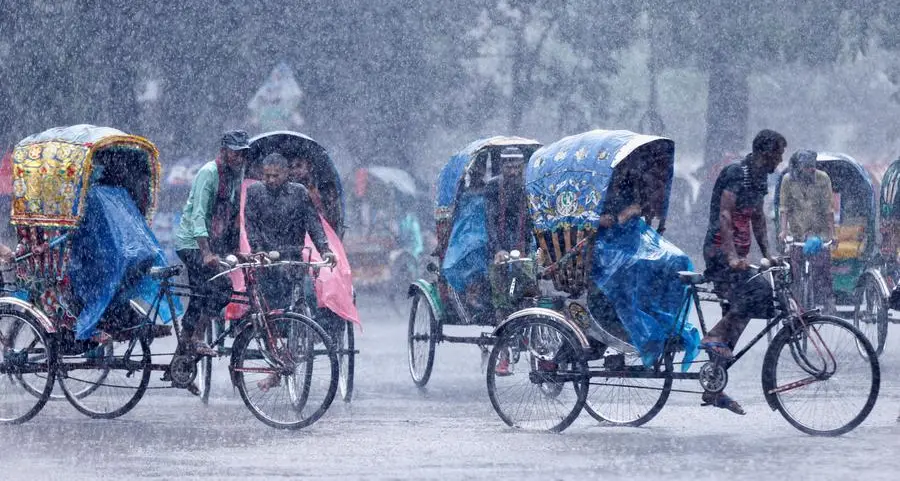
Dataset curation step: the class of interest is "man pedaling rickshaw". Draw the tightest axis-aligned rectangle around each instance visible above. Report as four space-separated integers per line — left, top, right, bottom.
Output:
777 149 836 314
485 147 539 375
701 129 787 415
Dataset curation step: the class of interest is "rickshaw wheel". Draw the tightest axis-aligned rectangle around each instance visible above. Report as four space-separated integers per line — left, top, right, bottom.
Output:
583 349 673 427
58 332 152 419
230 313 338 429
0 306 56 424
852 276 888 357
335 320 355 403
762 315 879 436
407 289 437 388
486 316 588 433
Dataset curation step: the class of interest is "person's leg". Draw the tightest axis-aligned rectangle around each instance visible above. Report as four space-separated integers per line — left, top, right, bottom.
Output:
811 249 835 313
176 249 204 342
176 249 227 357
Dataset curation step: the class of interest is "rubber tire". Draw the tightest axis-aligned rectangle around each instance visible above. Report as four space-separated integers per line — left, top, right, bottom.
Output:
583 349 673 427
60 334 152 420
486 317 588 433
852 276 888 357
762 315 880 436
407 289 437 388
0 308 56 424
230 314 338 429
337 321 355 403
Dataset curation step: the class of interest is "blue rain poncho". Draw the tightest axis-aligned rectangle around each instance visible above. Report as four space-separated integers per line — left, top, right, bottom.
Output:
590 218 700 369
441 193 489 291
68 186 180 340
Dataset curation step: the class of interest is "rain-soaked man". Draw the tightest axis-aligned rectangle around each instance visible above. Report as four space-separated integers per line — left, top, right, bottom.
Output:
174 130 249 358
701 129 786 415
485 146 538 375
245 153 336 309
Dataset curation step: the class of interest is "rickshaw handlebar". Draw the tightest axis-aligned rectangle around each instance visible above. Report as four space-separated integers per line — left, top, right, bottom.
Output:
208 252 334 282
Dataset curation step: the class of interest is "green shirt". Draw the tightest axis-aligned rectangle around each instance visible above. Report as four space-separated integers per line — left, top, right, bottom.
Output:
174 161 241 251
780 170 833 239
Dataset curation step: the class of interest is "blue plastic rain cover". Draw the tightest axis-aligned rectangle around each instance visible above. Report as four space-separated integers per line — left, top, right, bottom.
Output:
591 218 700 369
69 186 180 340
441 193 489 291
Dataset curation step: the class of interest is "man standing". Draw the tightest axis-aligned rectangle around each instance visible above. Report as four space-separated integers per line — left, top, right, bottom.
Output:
244 153 335 309
778 150 836 313
701 129 787 414
174 130 249 356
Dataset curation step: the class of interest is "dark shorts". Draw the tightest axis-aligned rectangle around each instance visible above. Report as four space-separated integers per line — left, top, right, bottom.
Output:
176 249 233 332
704 254 774 319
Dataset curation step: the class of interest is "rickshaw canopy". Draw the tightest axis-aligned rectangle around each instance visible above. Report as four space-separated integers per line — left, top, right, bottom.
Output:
525 129 674 232
10 124 160 228
436 136 542 219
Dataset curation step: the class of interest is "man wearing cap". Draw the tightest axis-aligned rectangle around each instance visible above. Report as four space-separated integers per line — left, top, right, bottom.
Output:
484 146 537 375
173 130 249 357
778 149 836 312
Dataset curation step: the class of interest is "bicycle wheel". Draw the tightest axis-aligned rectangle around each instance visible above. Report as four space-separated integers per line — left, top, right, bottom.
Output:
583 350 673 427
0 307 55 424
486 317 588 433
762 315 880 436
196 321 214 405
231 313 338 429
58 332 152 419
335 321 355 403
852 276 887 357
407 290 437 387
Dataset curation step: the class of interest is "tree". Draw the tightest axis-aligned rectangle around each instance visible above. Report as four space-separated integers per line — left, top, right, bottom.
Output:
645 0 879 166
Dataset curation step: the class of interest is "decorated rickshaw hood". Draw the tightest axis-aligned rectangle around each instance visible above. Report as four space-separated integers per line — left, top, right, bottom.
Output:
526 129 674 232
11 124 160 228
436 136 542 217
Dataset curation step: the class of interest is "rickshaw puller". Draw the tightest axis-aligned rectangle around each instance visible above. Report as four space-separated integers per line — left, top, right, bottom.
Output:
245 153 335 309
701 129 786 415
486 147 538 376
778 150 836 313
174 130 249 357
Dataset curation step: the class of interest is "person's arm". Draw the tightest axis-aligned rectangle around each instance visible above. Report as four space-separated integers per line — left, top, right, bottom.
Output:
244 186 268 252
823 175 836 242
779 179 790 243
187 167 218 265
751 202 771 259
299 187 331 256
718 189 745 267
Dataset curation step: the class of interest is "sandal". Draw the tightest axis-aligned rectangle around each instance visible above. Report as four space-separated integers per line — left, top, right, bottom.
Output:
191 340 218 358
701 391 746 415
699 340 734 363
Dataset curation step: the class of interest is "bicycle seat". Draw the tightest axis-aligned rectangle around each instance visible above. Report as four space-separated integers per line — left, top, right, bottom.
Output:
148 265 183 280
677 271 705 285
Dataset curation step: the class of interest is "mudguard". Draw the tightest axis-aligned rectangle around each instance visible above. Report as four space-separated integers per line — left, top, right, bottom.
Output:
407 279 443 320
0 297 56 333
492 307 590 350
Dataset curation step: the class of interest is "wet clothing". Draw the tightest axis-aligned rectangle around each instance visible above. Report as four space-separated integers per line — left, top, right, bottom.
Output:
484 178 532 253
174 160 243 254
780 170 833 239
176 248 232 334
703 157 767 260
245 181 331 309
244 182 330 256
703 156 775 346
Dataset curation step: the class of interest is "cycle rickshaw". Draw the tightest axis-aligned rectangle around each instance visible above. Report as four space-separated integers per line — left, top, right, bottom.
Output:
852 157 900 356
773 152 878 315
407 136 542 387
344 165 425 308
483 130 880 436
0 125 338 429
